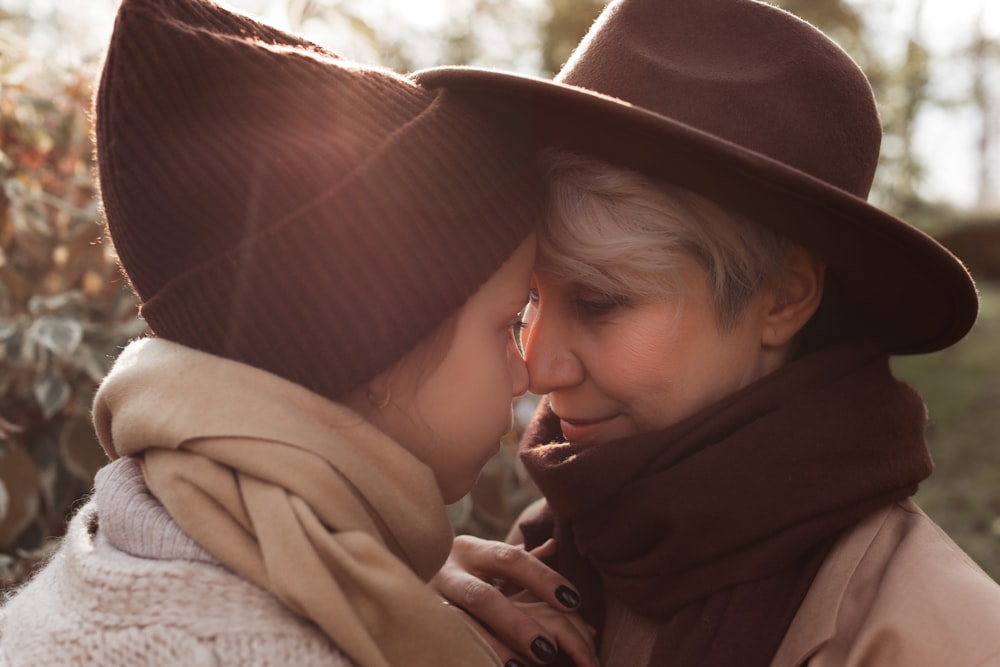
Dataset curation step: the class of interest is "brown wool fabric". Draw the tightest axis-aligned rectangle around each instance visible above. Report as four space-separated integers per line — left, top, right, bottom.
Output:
415 0 979 354
519 346 934 667
95 0 541 401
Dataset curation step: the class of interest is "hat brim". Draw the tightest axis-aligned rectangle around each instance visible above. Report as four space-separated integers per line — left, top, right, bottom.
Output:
413 66 978 355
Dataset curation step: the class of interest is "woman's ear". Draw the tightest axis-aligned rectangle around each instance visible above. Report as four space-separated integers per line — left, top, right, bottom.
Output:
761 244 826 348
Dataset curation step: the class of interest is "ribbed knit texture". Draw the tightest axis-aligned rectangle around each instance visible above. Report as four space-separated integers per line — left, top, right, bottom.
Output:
89 338 502 667
0 501 355 666
94 458 213 563
95 0 541 401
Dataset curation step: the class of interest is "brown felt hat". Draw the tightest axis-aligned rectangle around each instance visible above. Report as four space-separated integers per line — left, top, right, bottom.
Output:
94 0 541 400
415 0 979 354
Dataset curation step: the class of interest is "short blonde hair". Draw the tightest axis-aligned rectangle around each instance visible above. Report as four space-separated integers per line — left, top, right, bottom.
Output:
538 149 790 331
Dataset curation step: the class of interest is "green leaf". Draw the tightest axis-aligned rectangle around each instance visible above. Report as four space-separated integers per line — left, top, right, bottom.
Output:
26 315 82 358
32 363 70 419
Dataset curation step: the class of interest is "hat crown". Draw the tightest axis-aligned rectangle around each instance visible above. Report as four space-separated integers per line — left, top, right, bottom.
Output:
96 0 540 400
412 0 979 354
558 0 882 198
97 0 423 302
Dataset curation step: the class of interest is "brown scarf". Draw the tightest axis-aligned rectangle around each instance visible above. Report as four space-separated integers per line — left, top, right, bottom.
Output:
93 338 500 667
519 346 932 667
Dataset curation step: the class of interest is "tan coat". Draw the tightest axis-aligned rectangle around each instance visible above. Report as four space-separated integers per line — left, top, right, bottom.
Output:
520 499 1000 666
772 499 1000 666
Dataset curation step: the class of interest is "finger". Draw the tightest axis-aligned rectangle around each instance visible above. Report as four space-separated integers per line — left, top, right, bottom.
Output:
523 539 582 610
432 558 557 659
527 538 557 560
448 603 534 667
430 552 512 614
457 576 565 664
456 535 583 612
430 536 591 664
510 597 599 667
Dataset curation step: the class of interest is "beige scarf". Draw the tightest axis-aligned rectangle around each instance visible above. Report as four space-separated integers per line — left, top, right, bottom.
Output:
93 338 499 667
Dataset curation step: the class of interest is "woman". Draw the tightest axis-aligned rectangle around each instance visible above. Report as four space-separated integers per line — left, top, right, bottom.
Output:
419 0 1000 664
0 0 597 665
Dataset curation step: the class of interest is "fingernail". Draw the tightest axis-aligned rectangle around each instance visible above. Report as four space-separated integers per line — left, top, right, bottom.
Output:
505 661 528 667
531 636 557 663
555 584 580 609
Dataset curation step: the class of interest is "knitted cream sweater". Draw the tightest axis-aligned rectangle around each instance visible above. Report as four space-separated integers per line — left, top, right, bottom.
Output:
0 459 354 666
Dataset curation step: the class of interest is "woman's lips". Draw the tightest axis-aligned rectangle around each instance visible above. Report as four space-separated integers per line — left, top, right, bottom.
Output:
558 415 616 443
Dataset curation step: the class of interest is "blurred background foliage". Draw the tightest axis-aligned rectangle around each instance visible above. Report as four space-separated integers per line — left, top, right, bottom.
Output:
0 58 148 585
1 0 999 590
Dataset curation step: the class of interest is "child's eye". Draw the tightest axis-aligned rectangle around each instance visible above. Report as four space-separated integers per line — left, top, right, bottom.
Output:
508 319 527 353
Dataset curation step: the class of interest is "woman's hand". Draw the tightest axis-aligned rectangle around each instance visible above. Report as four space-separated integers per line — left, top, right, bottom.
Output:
431 535 598 667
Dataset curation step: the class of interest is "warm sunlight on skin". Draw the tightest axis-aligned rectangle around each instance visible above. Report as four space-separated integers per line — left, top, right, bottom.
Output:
521 259 779 445
521 245 824 446
352 234 536 503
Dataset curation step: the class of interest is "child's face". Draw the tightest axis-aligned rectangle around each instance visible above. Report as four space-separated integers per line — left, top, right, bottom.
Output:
366 234 536 503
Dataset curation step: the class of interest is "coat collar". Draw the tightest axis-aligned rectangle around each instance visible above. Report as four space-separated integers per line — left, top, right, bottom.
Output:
771 504 895 666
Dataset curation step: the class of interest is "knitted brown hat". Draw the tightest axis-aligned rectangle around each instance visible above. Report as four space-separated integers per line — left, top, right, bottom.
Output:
416 0 979 355
95 0 541 400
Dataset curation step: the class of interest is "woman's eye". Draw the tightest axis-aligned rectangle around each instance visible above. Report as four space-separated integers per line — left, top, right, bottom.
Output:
574 292 629 315
527 287 539 305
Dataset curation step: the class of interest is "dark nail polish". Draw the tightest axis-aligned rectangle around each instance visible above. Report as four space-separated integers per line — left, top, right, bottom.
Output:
555 584 580 609
531 636 557 663
505 660 528 667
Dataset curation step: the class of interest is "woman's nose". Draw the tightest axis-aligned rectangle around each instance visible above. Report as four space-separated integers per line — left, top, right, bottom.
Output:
522 312 584 395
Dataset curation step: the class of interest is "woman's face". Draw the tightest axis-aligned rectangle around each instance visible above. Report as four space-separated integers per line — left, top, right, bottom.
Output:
363 234 536 503
521 256 778 446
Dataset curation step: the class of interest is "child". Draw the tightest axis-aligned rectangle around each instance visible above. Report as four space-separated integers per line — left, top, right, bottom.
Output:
0 0 591 665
